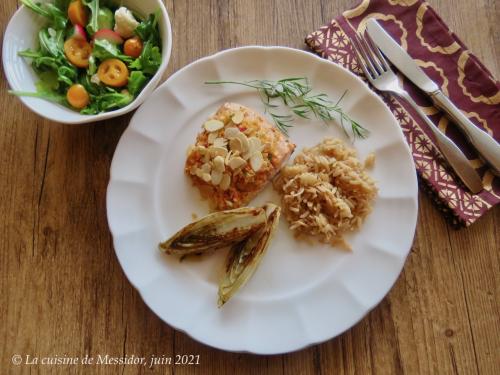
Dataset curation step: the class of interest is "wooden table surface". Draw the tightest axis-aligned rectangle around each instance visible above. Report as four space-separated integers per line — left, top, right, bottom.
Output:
1 1 498 374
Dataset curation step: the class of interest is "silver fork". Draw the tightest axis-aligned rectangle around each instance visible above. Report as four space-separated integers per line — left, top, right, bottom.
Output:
351 33 483 194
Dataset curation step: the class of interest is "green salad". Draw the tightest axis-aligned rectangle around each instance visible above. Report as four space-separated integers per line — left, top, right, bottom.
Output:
11 0 162 114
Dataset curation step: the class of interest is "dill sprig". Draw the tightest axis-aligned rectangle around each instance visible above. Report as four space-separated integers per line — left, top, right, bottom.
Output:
205 77 368 139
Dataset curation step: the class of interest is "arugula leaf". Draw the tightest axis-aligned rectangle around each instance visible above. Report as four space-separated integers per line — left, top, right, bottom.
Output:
43 3 67 30
130 11 162 76
82 0 100 35
38 28 64 58
18 49 44 59
134 11 160 46
54 0 71 11
38 70 60 91
57 65 78 87
97 91 133 111
10 80 67 106
79 74 105 96
127 71 148 96
32 55 61 72
129 41 161 75
80 91 133 114
21 0 67 30
87 55 97 76
92 39 133 64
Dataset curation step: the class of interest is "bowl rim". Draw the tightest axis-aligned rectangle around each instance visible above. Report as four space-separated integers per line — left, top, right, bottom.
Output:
2 0 173 125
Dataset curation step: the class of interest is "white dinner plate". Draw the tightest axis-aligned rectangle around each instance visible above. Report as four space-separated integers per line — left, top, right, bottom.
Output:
106 46 418 354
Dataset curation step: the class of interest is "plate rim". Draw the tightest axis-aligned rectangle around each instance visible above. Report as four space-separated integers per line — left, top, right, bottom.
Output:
106 45 419 354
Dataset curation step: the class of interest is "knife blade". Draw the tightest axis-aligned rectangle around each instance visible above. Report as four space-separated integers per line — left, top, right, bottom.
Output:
366 18 500 175
366 19 438 94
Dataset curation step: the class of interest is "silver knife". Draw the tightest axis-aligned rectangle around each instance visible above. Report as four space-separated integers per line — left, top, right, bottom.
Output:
366 19 500 176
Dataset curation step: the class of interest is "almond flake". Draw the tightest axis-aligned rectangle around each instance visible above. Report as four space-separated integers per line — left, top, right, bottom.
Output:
212 156 225 172
211 170 223 185
195 145 207 154
204 119 224 132
242 151 253 160
220 174 231 190
213 137 228 148
229 138 243 152
201 173 212 182
236 132 249 153
207 132 218 144
224 127 240 139
231 111 244 124
248 137 262 153
201 162 212 173
224 150 233 165
209 146 228 158
250 153 263 172
228 157 247 170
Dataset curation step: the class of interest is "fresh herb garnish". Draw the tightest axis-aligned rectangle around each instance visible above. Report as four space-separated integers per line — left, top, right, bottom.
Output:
205 77 368 139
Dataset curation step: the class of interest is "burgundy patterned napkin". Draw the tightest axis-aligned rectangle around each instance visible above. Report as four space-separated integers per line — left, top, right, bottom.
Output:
306 0 500 227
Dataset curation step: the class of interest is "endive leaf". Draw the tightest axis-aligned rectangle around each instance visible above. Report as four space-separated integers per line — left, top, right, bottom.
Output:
159 207 267 256
218 204 281 307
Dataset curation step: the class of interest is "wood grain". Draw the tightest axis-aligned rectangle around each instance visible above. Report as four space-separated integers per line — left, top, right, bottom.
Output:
1 1 498 374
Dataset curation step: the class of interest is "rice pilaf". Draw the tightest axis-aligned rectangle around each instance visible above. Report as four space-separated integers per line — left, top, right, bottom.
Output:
273 138 377 249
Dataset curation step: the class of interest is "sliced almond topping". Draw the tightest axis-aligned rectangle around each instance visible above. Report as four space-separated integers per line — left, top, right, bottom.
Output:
220 174 231 190
207 132 218 144
201 162 212 173
231 111 244 124
236 132 249 153
213 137 228 148
224 127 240 139
242 151 253 161
212 155 225 172
229 137 243 153
228 156 247 170
211 170 223 185
248 137 263 153
224 150 233 165
195 145 207 154
201 172 212 182
204 119 224 132
250 152 264 172
209 146 228 158
189 165 198 175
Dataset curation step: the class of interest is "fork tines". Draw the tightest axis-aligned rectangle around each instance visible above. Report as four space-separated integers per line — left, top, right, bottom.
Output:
352 32 390 79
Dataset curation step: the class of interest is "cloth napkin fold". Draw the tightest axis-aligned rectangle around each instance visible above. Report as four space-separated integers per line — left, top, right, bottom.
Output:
306 0 500 227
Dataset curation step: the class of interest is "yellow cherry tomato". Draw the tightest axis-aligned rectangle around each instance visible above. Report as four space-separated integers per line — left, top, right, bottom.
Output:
98 59 129 87
123 37 143 58
64 38 91 68
68 0 88 26
67 84 90 109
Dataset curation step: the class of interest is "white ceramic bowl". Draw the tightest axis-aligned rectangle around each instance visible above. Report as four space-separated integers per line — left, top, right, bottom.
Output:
2 0 172 124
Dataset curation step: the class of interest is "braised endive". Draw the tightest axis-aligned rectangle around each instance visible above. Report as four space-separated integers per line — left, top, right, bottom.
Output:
218 204 281 307
159 207 267 256
159 204 281 306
